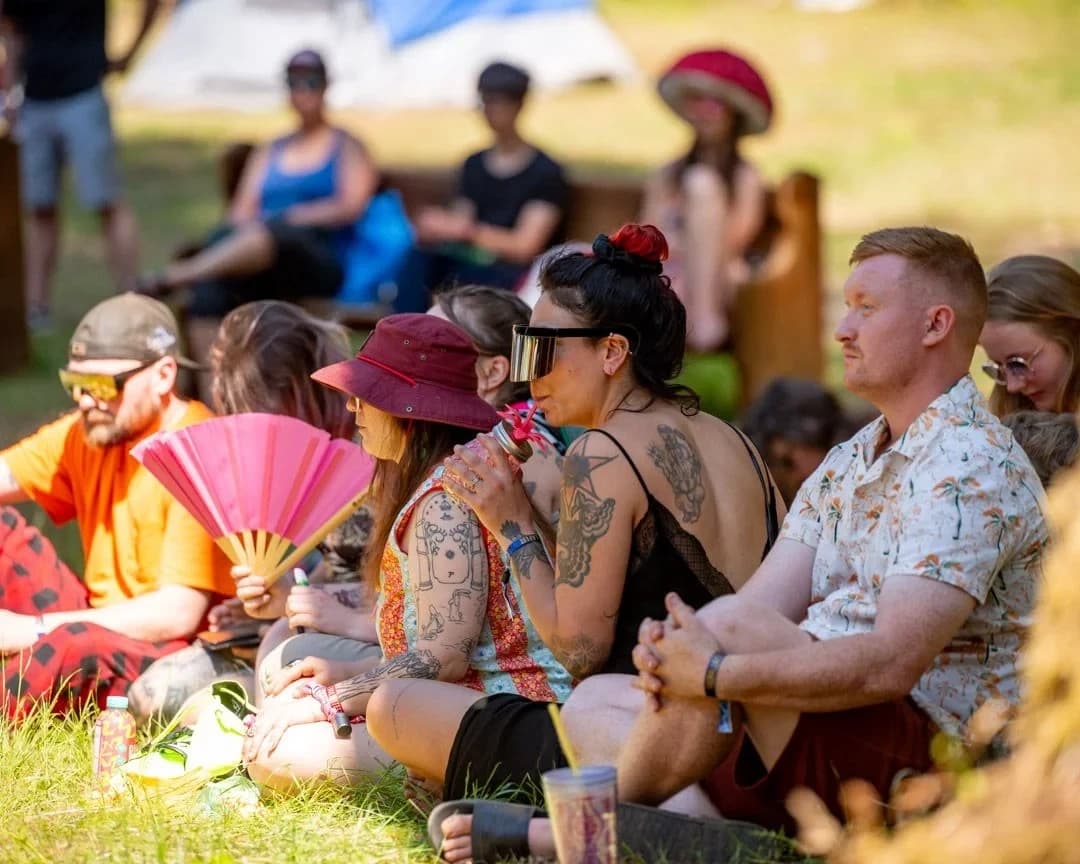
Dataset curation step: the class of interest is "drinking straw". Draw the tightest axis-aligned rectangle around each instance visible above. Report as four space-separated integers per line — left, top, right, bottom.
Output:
547 703 581 773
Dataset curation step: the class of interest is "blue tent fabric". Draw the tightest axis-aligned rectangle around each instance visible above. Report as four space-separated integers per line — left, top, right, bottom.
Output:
370 0 590 48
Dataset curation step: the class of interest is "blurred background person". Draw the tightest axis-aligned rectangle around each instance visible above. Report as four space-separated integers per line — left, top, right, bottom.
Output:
644 48 773 352
0 0 159 329
403 61 568 305
980 255 1080 417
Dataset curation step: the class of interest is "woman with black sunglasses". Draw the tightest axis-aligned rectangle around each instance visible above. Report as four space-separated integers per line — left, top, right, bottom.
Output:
136 49 381 392
980 255 1080 417
361 224 785 860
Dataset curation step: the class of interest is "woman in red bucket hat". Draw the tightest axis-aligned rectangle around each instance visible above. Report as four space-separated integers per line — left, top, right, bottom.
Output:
241 313 572 791
644 48 774 352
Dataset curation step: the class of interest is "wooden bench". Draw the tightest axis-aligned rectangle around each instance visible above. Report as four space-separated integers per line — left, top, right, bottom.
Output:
364 165 824 404
0 134 30 374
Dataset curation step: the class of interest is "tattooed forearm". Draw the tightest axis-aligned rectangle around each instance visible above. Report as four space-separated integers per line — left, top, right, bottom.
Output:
329 587 366 610
334 649 442 703
555 443 617 588
500 520 547 581
548 632 610 680
647 424 705 523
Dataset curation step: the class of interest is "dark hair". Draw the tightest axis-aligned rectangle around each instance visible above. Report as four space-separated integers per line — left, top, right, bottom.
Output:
210 300 354 440
674 114 746 191
477 61 530 101
364 419 475 590
740 377 851 455
434 284 531 406
286 48 328 79
540 223 699 414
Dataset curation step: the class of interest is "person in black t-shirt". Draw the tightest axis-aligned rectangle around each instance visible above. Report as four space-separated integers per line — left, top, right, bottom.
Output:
398 61 568 307
0 0 160 329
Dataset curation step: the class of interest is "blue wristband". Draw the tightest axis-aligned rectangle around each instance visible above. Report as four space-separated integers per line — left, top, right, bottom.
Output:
506 532 542 560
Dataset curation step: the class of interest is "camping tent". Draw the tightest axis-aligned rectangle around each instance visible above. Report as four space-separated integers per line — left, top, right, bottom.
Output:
123 0 637 111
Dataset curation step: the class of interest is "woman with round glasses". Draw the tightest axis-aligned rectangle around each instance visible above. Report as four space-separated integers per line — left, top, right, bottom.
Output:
361 225 784 854
979 255 1080 416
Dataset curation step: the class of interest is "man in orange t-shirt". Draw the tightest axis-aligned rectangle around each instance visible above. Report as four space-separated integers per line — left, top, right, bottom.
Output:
0 293 234 720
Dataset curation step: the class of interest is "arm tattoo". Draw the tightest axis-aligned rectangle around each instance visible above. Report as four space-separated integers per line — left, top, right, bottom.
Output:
500 520 546 581
647 425 705 523
415 494 486 592
548 632 610 680
555 441 617 589
334 649 442 702
329 587 365 610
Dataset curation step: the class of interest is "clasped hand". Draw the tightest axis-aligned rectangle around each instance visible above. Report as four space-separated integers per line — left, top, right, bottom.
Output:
632 592 722 711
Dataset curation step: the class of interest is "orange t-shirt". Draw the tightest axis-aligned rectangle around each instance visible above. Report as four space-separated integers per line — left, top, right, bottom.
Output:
1 401 235 607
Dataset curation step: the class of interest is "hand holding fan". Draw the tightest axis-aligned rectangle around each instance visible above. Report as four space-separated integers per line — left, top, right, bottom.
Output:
132 413 374 585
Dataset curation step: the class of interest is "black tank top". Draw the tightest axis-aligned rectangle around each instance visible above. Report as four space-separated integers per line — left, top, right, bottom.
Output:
590 425 780 675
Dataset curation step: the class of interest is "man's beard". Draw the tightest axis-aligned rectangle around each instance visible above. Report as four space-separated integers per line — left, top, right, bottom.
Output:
81 409 140 447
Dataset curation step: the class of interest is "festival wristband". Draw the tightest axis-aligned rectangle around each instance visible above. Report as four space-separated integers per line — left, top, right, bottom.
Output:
306 683 352 739
704 652 733 734
506 533 542 560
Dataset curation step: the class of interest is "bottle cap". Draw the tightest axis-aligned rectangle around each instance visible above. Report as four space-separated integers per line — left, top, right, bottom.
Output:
105 696 129 710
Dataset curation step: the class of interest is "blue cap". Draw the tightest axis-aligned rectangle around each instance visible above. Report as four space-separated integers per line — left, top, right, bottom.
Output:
106 696 129 710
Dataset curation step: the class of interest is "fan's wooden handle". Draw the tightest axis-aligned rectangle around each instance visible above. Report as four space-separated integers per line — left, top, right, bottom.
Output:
265 492 369 586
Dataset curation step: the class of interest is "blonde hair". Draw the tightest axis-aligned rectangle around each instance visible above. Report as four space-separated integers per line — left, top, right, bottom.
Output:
850 226 988 349
986 255 1080 416
210 301 354 439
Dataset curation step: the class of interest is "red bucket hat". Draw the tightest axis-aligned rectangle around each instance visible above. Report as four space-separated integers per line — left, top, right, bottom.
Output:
658 48 774 135
311 313 499 432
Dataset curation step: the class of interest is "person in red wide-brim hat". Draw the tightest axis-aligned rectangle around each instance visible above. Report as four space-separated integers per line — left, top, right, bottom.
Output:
642 47 775 352
241 312 572 795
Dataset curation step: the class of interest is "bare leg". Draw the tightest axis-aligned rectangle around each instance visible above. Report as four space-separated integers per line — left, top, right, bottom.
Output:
365 679 487 783
163 222 275 286
127 643 254 725
25 207 60 318
253 618 295 705
100 201 139 293
246 720 394 792
681 164 733 352
183 314 221 405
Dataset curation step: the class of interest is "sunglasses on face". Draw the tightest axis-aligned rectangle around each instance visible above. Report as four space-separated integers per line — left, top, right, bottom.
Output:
981 344 1044 387
286 74 326 92
509 324 640 382
58 360 156 403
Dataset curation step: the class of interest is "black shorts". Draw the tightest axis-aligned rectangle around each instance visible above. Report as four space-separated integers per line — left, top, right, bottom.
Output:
188 219 344 318
443 693 568 804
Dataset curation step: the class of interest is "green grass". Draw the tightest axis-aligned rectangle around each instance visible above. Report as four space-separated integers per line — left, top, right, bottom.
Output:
1 704 434 864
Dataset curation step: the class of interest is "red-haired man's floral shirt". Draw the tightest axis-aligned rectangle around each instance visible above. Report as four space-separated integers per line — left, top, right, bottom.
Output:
782 375 1047 735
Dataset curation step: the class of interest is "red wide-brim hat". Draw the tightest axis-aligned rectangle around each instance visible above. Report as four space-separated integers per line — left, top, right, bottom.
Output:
311 313 499 433
658 48 774 136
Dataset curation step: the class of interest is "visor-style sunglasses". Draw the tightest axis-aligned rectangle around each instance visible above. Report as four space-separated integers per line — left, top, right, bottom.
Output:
58 360 156 403
286 72 326 91
510 324 640 382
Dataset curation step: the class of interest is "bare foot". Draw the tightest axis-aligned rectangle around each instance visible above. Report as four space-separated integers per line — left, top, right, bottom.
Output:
437 813 557 862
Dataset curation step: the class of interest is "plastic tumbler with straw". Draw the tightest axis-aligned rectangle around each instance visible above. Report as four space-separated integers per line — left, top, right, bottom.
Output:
543 704 618 864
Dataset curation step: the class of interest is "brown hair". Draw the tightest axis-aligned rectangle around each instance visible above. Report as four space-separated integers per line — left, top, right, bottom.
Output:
210 300 354 439
363 419 475 590
1002 410 1080 488
433 284 531 406
850 226 988 350
986 255 1080 416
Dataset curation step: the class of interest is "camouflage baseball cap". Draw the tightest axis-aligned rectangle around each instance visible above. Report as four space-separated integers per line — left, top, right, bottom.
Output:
68 293 198 368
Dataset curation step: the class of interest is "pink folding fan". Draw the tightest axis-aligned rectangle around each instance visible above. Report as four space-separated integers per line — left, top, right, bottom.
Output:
132 413 374 584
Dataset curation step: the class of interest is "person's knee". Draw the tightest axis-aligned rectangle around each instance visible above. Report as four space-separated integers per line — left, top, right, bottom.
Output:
681 163 725 201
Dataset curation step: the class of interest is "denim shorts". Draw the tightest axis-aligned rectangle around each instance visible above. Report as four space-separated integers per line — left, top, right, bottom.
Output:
15 85 121 210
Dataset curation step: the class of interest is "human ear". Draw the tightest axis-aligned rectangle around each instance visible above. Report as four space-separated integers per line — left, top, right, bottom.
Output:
922 305 955 347
602 335 632 377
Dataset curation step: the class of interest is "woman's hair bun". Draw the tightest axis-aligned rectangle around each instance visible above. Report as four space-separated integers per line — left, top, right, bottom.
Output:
592 224 669 275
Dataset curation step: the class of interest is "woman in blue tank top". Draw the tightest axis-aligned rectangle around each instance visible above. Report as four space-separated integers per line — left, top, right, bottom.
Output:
136 50 379 386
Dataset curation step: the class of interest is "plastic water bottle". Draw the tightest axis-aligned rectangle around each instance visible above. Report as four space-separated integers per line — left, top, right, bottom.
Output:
92 695 137 782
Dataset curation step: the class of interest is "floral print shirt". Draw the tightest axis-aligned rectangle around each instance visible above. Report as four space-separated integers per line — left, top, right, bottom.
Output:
782 375 1047 735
